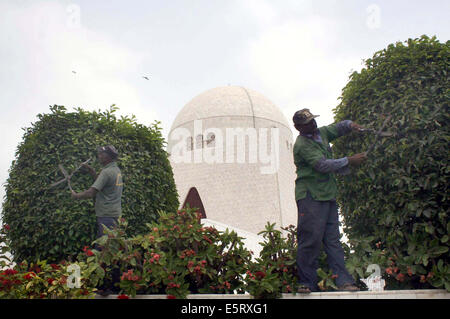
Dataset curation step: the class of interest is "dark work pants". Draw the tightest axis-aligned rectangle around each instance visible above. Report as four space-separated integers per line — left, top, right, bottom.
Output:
95 217 119 251
95 216 120 292
296 192 355 291
96 217 119 239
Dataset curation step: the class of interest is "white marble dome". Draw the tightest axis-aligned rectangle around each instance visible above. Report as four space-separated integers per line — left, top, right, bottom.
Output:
171 86 291 131
167 86 297 235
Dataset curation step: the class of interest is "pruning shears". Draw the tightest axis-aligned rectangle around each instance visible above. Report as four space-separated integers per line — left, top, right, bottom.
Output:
50 158 92 191
360 115 393 155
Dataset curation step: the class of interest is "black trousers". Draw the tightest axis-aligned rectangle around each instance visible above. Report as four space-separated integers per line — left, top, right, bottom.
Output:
95 216 120 292
296 192 355 291
96 216 119 239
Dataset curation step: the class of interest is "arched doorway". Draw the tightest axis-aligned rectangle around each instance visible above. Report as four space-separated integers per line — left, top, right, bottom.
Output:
182 187 206 219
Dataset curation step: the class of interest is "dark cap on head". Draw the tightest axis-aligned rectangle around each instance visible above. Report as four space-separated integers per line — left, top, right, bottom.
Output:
293 108 320 125
97 145 119 159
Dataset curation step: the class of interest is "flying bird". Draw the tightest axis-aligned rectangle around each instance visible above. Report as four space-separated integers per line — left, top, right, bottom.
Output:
142 76 150 80
72 71 77 74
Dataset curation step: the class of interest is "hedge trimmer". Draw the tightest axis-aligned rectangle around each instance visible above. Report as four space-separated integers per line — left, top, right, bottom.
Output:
50 158 92 191
359 115 393 155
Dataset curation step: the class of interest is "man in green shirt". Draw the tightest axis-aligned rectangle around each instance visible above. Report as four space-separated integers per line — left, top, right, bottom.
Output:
292 109 367 293
71 145 123 240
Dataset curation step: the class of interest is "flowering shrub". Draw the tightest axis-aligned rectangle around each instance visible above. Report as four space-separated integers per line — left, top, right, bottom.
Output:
3 203 447 299
83 208 252 298
0 260 97 299
0 224 101 299
244 223 299 298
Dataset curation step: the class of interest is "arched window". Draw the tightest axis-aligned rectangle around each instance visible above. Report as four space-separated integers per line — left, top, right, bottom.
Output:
186 136 193 151
196 135 203 149
206 133 215 148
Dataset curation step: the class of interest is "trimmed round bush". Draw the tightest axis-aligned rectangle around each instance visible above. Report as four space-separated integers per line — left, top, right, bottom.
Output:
2 105 179 263
333 35 449 290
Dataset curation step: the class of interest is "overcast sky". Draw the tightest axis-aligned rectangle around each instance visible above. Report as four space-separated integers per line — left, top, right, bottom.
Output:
0 0 449 214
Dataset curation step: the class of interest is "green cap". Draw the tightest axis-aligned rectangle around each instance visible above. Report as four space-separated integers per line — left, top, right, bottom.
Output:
293 108 320 125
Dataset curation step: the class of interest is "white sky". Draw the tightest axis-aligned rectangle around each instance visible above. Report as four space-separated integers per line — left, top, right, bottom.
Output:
0 0 449 217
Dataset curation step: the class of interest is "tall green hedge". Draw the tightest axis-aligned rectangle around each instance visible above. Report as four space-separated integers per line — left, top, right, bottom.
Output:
333 35 449 290
2 105 179 263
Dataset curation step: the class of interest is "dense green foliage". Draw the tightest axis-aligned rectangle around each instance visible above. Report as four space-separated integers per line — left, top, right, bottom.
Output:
333 35 449 290
2 105 179 263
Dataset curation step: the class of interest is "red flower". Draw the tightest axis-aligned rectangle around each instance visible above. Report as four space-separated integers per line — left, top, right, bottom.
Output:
396 273 405 282
3 224 10 231
121 269 139 282
167 294 176 299
47 278 55 285
50 264 60 270
255 271 266 279
86 250 94 257
82 246 89 252
59 276 67 285
3 269 18 276
331 274 339 279
385 267 393 275
407 267 413 276
246 271 256 280
23 272 36 280
167 282 181 289
117 294 129 299
202 235 212 244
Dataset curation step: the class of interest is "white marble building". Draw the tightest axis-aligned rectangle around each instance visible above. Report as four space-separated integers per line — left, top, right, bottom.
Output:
167 86 298 250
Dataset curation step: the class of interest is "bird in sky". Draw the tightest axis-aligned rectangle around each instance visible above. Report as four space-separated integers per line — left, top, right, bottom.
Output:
143 76 150 80
72 71 77 74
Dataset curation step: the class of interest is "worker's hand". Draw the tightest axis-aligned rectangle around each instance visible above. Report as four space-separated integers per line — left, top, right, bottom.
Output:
71 190 79 200
350 122 365 132
81 163 95 174
347 152 368 166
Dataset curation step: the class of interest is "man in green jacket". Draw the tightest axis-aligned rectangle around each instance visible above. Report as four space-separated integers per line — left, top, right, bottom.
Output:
292 109 367 293
71 145 123 240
